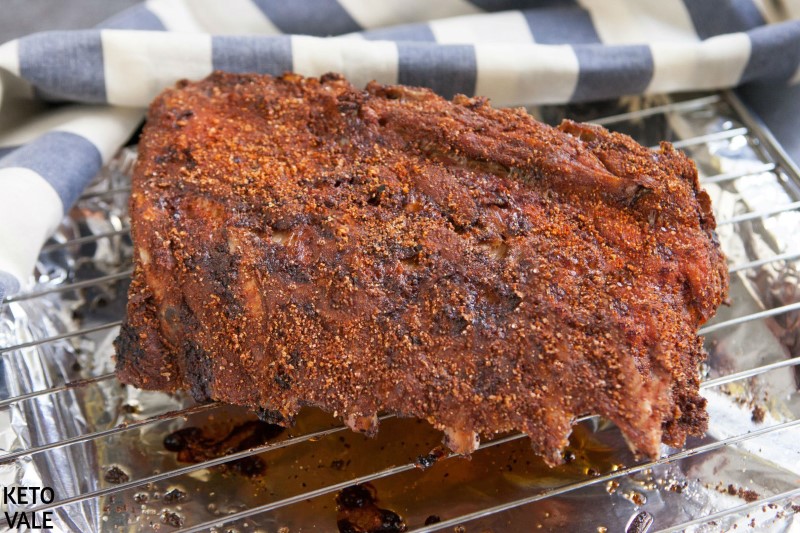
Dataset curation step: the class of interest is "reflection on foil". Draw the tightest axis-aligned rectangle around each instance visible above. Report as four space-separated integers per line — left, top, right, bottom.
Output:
1 94 799 532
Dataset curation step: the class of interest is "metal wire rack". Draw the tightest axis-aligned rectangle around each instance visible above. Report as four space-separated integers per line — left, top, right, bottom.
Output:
1 90 799 532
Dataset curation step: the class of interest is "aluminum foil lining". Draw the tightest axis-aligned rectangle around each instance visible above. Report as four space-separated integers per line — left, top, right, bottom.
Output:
1 93 798 532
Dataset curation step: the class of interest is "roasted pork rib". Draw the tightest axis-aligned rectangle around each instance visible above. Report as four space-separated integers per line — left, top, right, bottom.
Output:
115 72 728 465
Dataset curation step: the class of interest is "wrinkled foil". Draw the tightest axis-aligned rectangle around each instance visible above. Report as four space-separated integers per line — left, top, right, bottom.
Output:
1 93 798 533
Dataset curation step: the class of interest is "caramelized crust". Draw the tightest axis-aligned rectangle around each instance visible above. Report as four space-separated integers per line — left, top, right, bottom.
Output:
115 72 728 465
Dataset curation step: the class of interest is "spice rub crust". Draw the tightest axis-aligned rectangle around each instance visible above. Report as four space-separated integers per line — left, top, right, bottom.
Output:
115 72 728 465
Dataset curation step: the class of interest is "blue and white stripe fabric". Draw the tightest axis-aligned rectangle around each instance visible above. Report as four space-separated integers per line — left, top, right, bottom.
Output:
1 0 800 302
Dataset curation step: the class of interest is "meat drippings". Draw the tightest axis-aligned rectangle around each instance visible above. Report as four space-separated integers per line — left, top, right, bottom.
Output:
163 419 284 477
336 483 407 533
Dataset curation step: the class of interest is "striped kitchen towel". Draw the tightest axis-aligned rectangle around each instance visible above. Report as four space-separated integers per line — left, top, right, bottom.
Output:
1 0 800 303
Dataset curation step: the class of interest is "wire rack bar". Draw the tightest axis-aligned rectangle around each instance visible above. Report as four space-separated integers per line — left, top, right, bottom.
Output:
651 127 748 151
699 162 776 185
717 200 800 226
591 95 721 126
0 320 123 354
728 249 800 273
22 414 398 517
175 429 548 533
178 417 800 533
7 396 795 529
0 403 216 465
724 90 800 182
700 356 800 390
0 373 115 408
698 301 800 336
11 353 788 525
411 418 800 533
654 486 800 533
2 271 133 304
41 228 130 253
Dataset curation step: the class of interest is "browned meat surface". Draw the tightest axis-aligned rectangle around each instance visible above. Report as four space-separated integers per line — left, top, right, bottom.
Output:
115 72 728 466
